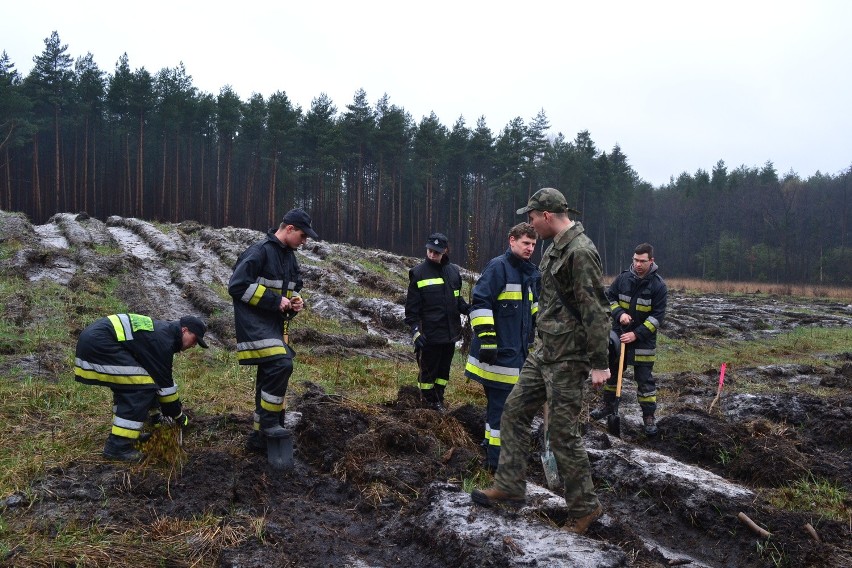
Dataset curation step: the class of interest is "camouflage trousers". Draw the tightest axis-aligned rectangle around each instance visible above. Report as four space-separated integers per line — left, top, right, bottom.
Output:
494 351 600 517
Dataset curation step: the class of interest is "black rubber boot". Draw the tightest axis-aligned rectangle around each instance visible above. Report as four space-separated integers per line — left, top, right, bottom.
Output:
643 415 659 436
246 430 266 453
590 402 614 420
103 434 143 463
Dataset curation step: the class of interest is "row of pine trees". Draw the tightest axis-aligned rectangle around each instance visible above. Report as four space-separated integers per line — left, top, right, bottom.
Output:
1 32 850 283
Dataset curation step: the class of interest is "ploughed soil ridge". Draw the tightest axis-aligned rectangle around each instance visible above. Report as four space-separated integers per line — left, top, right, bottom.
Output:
1 211 851 567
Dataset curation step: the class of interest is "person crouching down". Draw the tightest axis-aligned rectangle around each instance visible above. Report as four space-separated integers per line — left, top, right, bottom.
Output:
74 314 208 462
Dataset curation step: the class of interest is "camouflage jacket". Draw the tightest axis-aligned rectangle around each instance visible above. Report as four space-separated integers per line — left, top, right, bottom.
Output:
535 222 610 368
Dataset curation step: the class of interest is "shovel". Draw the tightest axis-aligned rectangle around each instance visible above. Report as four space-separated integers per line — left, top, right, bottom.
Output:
541 403 560 489
607 341 626 437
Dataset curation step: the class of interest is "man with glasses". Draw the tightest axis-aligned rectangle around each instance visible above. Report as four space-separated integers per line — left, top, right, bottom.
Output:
591 243 667 436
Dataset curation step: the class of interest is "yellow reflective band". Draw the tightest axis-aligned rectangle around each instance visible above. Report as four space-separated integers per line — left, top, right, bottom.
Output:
531 304 539 315
618 300 630 310
496 291 523 301
417 278 445 288
454 290 460 297
635 355 655 362
638 395 657 403
249 284 268 306
489 437 501 447
635 304 652 312
158 393 179 404
471 316 495 327
111 425 140 439
237 345 288 360
643 320 657 332
465 361 519 384
480 343 497 350
74 366 155 386
261 399 284 412
435 378 448 386
609 302 620 311
108 314 126 341
418 382 435 390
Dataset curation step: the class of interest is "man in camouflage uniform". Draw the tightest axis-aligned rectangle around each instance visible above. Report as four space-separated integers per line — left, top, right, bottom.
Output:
471 187 611 535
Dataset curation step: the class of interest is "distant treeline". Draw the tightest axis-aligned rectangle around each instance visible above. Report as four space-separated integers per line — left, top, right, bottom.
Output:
1 32 850 283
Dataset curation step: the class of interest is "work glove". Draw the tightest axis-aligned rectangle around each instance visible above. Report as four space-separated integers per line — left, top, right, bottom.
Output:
478 345 498 365
412 329 427 350
161 412 189 428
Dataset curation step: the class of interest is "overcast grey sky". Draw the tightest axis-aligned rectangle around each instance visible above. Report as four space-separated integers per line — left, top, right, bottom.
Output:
3 1 851 186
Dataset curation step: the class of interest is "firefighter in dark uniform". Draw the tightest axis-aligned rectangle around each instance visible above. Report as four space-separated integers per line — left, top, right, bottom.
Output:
229 208 317 451
74 313 208 462
465 222 540 471
591 242 667 436
404 232 470 412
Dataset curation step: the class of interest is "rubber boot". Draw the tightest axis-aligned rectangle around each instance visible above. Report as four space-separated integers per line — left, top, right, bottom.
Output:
246 430 266 453
103 434 143 463
643 415 659 436
264 425 294 470
590 395 615 420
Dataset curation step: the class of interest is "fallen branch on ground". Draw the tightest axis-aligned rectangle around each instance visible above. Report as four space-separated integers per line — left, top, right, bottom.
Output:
737 512 771 538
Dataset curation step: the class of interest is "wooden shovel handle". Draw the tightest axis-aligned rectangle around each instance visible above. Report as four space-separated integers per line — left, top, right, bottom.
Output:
615 341 626 398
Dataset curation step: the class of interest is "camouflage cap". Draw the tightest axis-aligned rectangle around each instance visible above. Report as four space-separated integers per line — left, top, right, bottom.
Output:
516 187 581 216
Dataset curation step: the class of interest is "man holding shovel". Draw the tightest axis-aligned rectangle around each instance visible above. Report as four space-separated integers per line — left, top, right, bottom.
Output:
229 208 316 454
471 188 611 535
591 243 667 436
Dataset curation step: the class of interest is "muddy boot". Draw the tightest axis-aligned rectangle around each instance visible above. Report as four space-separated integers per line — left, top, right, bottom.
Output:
589 402 614 420
564 505 603 534
103 434 143 463
470 487 525 507
643 415 659 436
590 391 616 420
246 430 266 453
263 425 294 470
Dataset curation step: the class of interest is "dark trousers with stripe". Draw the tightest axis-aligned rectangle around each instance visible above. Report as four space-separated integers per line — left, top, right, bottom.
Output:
110 388 157 442
254 357 294 429
483 385 511 470
417 343 455 403
605 342 657 416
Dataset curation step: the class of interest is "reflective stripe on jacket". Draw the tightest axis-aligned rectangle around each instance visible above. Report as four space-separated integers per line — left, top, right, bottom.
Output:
404 255 469 344
229 230 302 365
465 249 540 390
74 314 181 390
606 263 667 364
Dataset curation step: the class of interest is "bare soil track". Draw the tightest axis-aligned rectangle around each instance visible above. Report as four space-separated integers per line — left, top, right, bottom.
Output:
1 211 851 567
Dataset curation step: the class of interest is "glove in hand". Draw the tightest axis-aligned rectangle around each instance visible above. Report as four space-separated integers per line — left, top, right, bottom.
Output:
161 412 189 428
478 346 498 365
413 330 427 350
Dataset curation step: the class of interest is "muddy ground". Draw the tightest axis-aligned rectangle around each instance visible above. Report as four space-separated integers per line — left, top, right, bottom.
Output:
1 211 851 567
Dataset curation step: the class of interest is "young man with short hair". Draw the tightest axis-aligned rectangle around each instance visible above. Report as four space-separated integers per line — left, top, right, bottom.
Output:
465 222 540 471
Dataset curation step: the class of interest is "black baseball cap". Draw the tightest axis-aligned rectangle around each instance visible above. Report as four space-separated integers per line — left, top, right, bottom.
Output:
179 316 209 348
282 208 319 240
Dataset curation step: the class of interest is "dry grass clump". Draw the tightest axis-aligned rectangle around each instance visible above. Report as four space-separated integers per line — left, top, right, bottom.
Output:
664 277 852 301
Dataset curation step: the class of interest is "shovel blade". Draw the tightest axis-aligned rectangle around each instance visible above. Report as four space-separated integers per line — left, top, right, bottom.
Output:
266 430 294 470
541 447 560 489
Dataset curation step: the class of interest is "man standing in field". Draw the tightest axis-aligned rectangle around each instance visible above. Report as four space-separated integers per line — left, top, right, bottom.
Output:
404 232 470 412
471 187 611 535
229 208 317 451
465 222 540 471
591 243 667 436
